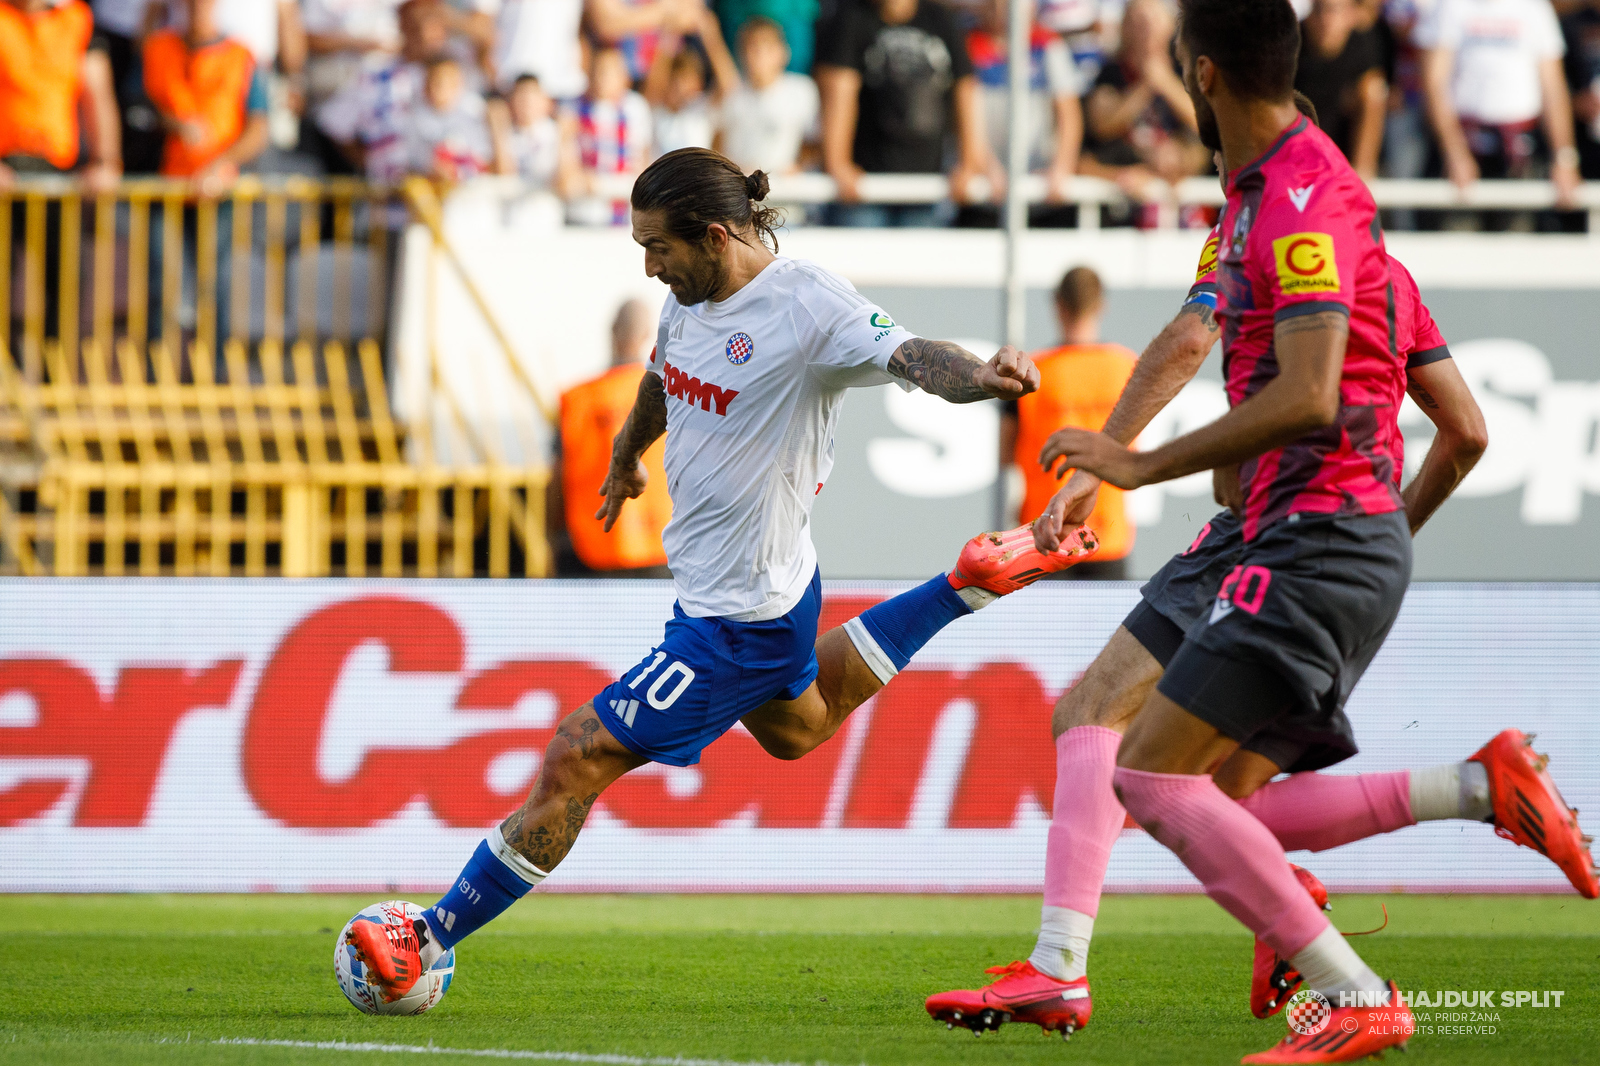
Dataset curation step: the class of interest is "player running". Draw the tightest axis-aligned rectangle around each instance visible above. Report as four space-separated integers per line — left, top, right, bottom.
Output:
927 94 1596 1045
933 4 1594 1062
344 147 1097 1002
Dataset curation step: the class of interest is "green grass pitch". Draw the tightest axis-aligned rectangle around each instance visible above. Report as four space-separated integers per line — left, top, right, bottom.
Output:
4 893 1595 1066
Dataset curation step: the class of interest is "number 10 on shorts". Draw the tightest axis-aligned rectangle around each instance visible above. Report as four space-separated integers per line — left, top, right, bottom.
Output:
628 650 697 710
1217 564 1273 616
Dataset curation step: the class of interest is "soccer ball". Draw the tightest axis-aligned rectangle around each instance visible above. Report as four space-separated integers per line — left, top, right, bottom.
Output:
334 900 455 1015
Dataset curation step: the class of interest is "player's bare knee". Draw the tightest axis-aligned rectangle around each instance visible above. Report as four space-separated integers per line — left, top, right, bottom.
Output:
1212 749 1281 800
752 722 825 761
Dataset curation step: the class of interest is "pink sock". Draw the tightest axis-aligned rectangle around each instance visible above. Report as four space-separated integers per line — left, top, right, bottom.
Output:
1044 726 1125 917
1237 771 1415 853
1114 766 1329 959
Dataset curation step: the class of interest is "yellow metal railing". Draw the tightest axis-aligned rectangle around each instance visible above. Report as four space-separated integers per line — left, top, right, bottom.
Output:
0 178 552 578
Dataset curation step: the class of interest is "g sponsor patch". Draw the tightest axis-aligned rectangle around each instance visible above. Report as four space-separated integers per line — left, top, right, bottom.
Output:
1194 235 1220 281
1272 232 1340 294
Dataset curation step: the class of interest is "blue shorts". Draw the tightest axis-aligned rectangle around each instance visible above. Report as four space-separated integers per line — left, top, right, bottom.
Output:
592 568 822 766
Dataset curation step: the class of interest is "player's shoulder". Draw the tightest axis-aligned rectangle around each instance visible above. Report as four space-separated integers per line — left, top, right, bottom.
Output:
1386 253 1422 303
782 257 871 309
1252 121 1375 229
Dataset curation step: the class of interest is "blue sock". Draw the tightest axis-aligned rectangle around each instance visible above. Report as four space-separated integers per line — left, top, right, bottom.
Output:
856 573 972 672
424 839 536 950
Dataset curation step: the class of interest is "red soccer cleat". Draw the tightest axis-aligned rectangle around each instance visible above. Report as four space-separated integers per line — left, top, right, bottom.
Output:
1241 981 1414 1063
345 913 424 1002
925 960 1092 1039
948 524 1098 602
1251 865 1331 1018
1470 729 1598 898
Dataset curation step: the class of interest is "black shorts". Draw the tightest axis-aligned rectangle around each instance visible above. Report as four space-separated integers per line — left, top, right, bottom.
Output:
1124 510 1411 773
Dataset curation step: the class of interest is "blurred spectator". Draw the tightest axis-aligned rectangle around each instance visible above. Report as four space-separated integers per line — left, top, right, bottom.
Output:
317 0 452 182
967 0 1084 204
94 0 166 171
716 0 820 75
302 0 404 170
1563 0 1600 176
816 0 998 226
439 0 497 91
644 31 718 153
496 73 582 191
1001 266 1136 579
1379 0 1437 220
0 0 121 191
569 45 653 224
550 298 672 578
705 15 819 174
1 0 120 351
402 56 497 179
1296 0 1387 177
154 0 308 160
493 0 585 98
1418 0 1581 212
1080 0 1208 222
143 0 270 192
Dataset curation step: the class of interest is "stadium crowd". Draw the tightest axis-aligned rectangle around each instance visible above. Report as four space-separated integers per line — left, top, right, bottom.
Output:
1 0 1597 228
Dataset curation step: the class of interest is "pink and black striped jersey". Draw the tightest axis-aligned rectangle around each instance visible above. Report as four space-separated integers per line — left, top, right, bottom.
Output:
1213 116 1408 540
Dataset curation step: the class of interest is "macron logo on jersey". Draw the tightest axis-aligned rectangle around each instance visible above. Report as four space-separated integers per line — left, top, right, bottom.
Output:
1288 185 1315 212
663 360 740 416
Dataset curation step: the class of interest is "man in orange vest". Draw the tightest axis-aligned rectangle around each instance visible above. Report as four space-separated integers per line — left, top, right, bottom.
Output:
1 0 121 349
550 298 673 577
1002 266 1137 578
143 0 270 196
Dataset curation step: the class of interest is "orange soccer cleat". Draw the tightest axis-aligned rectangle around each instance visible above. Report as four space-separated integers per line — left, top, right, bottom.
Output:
1242 981 1414 1064
1251 865 1332 1018
1470 729 1598 898
925 960 1092 1039
948 524 1098 605
344 912 425 1002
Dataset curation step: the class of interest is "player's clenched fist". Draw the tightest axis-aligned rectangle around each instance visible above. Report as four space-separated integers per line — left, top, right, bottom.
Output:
595 460 649 531
980 345 1041 399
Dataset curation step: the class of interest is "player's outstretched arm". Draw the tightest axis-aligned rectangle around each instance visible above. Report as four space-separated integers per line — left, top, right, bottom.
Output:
1033 303 1218 550
1401 358 1488 534
887 339 1040 403
1039 311 1347 490
594 372 668 532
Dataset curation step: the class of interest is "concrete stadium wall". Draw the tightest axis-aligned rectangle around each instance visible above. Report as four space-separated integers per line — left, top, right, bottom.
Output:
0 580 1593 893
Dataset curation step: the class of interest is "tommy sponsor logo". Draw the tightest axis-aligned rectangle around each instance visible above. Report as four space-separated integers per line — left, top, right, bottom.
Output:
1288 184 1315 212
663 361 740 415
1210 564 1272 624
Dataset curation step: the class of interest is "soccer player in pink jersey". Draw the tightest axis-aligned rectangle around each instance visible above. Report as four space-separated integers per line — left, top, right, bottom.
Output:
942 3 1589 1062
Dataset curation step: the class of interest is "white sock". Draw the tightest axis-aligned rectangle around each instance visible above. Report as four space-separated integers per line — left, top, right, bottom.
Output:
1409 762 1492 822
1029 905 1094 981
954 586 999 611
1289 924 1386 1001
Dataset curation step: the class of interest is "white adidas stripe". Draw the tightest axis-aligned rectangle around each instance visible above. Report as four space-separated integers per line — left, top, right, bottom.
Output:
213 1037 851 1066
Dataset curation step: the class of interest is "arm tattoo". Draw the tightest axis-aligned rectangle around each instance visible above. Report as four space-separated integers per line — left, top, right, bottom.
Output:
611 372 667 470
1179 301 1220 333
1274 310 1350 340
1408 382 1440 409
887 338 992 403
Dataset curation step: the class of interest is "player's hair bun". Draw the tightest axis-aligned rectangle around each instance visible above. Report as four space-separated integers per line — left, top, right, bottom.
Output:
744 170 770 202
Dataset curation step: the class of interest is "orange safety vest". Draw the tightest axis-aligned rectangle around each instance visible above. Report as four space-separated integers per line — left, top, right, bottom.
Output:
560 364 671 571
142 30 255 177
0 0 93 169
1015 343 1139 561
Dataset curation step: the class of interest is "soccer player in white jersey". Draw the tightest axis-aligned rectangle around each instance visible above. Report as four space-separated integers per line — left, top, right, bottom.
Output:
346 147 1100 1000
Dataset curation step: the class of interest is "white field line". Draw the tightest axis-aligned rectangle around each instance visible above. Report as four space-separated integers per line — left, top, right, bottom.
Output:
213 1037 855 1066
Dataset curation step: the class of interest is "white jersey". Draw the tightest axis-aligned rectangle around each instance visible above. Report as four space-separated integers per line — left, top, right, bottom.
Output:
650 256 916 622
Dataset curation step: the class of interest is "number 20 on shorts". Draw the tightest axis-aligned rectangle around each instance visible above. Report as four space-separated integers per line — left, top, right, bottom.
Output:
1218 565 1273 615
628 651 697 709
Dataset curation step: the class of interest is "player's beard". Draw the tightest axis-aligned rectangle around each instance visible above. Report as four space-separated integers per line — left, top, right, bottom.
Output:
668 257 728 306
1192 88 1221 153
